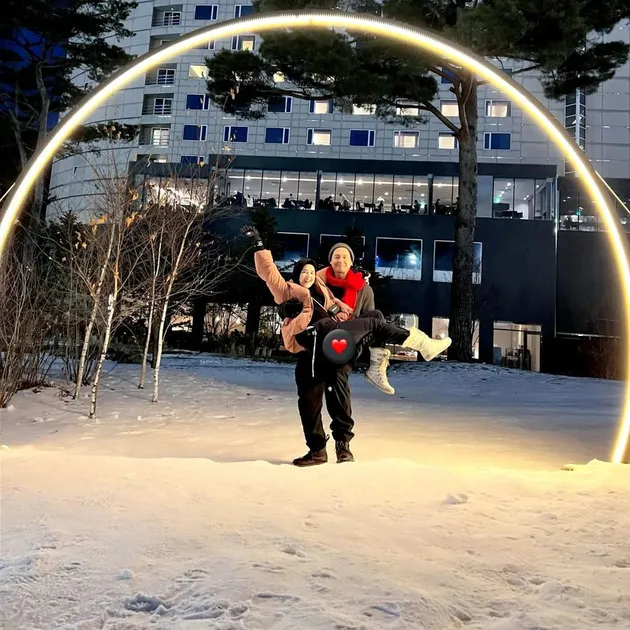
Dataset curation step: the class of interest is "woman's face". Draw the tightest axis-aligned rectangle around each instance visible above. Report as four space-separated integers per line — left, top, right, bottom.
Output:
299 264 316 288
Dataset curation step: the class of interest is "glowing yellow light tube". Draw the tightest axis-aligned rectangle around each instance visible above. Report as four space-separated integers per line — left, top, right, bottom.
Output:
0 11 628 463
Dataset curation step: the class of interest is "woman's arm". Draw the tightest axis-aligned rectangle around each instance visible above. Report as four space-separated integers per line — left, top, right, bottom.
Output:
254 249 292 304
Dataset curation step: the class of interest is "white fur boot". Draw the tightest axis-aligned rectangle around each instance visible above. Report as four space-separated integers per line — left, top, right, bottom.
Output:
364 347 395 395
402 327 451 361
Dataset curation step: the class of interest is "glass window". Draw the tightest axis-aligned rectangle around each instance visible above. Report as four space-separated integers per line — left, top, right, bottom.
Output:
183 124 207 141
485 100 512 117
396 105 420 116
310 99 331 114
353 104 375 115
493 178 514 217
513 179 535 220
307 129 332 146
318 173 336 209
440 100 459 117
375 238 422 281
433 318 479 359
273 72 285 83
185 94 207 110
272 232 309 271
280 172 300 207
412 176 429 214
181 155 203 164
349 130 375 147
232 35 255 50
150 127 170 146
189 65 208 79
354 174 375 210
223 126 248 142
194 5 217 19
438 132 457 149
433 241 482 284
234 5 254 17
297 172 317 204
493 322 541 372
336 174 355 210
534 179 552 220
440 68 457 83
433 176 455 214
265 127 290 144
373 175 394 212
262 171 281 204
484 132 511 150
155 68 175 85
393 131 419 148
393 175 413 211
268 96 292 113
243 170 262 204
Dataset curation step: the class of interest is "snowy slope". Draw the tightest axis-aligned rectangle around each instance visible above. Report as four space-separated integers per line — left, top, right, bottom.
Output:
1 356 629 629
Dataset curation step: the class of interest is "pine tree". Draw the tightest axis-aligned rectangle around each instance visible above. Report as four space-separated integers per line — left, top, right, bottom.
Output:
0 0 139 222
205 0 630 360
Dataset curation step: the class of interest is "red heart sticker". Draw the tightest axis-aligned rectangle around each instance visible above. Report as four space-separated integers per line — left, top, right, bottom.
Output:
331 338 347 354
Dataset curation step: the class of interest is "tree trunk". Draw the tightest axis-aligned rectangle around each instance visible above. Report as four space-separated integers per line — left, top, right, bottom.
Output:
89 292 115 419
138 298 156 389
33 63 51 225
152 299 170 403
74 226 116 398
449 73 478 362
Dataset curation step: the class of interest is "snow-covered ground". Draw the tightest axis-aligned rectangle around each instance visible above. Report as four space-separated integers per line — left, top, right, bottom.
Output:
1 356 629 629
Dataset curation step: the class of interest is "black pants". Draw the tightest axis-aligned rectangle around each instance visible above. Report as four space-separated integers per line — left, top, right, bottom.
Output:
295 353 354 452
314 312 409 350
294 313 409 452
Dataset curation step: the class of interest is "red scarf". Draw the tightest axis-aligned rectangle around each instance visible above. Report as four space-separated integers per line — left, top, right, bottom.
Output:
325 267 365 310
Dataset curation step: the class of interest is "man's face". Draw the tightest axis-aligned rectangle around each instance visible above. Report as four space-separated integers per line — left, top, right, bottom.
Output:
299 264 316 288
331 248 351 278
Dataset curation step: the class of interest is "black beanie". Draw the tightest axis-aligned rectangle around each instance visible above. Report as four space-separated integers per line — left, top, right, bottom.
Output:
291 258 318 284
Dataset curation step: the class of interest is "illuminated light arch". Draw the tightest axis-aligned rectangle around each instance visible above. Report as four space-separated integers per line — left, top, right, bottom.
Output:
0 11 628 463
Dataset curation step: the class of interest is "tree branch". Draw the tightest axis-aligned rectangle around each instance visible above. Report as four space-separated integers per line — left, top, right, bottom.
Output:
418 101 460 135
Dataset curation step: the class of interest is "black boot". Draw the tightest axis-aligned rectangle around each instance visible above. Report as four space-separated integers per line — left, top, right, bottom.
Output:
292 448 328 467
335 441 354 463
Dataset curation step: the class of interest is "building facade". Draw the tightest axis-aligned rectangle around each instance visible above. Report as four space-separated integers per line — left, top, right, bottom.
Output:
47 3 630 373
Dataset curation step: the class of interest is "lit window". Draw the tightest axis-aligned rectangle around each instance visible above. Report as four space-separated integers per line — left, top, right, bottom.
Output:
440 100 459 117
189 65 208 79
353 104 375 115
273 72 285 83
231 35 255 51
349 130 375 147
151 128 170 146
310 100 332 114
438 132 458 149
194 5 218 20
485 100 512 117
396 105 420 116
483 132 511 150
307 129 332 146
393 131 419 149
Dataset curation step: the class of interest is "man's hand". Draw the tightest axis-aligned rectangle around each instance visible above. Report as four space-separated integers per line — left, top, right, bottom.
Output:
240 225 264 250
335 299 353 316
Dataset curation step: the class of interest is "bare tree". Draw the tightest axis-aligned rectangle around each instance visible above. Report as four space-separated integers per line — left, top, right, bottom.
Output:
130 166 240 403
0 234 57 407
